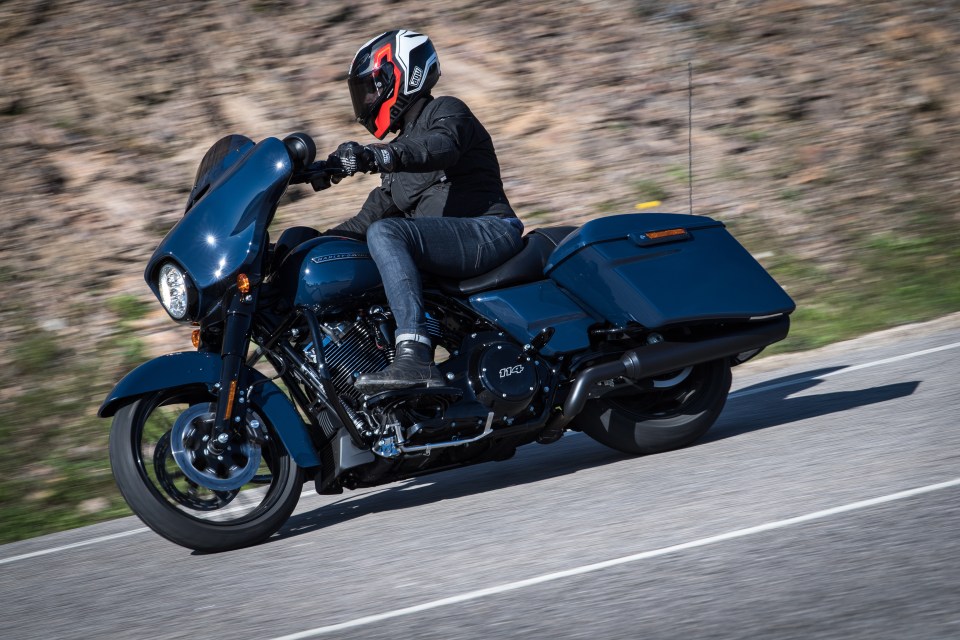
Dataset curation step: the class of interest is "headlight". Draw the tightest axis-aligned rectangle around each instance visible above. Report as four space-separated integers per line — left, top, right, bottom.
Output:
158 263 189 319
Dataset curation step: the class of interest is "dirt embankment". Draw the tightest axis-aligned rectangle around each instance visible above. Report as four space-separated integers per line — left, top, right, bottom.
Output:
0 0 958 538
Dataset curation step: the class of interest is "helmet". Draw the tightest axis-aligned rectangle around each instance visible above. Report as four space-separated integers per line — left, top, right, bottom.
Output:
347 30 441 139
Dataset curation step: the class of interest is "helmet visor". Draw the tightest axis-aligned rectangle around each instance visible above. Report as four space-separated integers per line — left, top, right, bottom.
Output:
348 71 380 125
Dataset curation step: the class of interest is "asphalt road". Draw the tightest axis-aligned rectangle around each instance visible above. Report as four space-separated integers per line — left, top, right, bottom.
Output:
3 315 959 640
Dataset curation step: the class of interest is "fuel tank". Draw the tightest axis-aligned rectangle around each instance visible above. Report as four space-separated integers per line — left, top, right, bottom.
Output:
277 236 383 314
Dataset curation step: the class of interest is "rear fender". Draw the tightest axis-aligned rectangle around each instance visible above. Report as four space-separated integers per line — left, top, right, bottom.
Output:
98 351 320 468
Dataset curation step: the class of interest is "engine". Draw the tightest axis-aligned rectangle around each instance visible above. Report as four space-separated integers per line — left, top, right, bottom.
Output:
310 319 544 454
319 319 389 407
316 312 447 407
468 339 539 416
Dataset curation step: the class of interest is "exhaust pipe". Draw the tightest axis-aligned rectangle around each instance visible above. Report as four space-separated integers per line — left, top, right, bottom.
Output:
555 316 790 428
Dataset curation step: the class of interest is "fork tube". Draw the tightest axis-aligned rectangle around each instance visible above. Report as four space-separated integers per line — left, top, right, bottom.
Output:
209 290 257 450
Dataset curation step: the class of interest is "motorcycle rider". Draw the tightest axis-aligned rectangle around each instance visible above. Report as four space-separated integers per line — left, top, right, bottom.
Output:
321 29 524 394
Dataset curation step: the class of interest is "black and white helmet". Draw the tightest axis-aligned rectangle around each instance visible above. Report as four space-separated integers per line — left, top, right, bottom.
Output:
347 29 441 139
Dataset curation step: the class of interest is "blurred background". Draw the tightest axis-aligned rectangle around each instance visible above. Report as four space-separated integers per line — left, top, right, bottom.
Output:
1 0 958 542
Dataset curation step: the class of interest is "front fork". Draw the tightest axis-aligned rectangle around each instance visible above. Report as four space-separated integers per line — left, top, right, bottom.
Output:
208 286 258 455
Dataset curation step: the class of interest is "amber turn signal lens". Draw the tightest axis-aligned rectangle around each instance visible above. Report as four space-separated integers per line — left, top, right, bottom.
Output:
191 330 201 349
237 273 251 294
224 380 238 421
646 228 687 239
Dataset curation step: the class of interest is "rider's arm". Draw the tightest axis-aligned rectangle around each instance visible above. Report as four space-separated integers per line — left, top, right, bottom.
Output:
373 98 478 173
384 115 470 172
329 186 401 239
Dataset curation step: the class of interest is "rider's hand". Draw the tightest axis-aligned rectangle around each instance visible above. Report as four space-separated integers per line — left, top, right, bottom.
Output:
365 143 396 173
334 142 377 176
309 172 333 191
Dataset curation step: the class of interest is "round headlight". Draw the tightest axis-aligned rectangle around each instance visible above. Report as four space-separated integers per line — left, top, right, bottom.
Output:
158 263 189 319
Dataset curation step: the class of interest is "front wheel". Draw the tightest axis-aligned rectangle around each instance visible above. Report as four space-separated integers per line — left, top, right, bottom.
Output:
577 359 731 455
109 388 305 552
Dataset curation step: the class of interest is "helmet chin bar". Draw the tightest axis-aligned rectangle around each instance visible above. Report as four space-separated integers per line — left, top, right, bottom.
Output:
367 64 396 137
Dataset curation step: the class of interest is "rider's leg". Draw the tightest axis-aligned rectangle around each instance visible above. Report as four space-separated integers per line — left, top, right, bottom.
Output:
355 216 523 393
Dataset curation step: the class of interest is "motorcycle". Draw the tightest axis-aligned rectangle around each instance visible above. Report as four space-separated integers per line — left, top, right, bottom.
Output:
100 132 795 552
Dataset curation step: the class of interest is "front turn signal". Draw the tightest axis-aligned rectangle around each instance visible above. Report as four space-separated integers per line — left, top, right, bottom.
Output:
191 330 201 349
237 273 251 294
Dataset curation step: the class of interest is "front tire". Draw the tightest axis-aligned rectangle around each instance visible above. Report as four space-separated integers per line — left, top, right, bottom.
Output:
109 388 304 552
577 359 732 455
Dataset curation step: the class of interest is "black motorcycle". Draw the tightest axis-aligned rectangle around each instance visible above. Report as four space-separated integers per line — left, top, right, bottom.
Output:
100 133 794 552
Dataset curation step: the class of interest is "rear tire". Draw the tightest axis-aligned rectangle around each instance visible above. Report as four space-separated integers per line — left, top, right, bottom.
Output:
577 359 731 455
109 389 304 552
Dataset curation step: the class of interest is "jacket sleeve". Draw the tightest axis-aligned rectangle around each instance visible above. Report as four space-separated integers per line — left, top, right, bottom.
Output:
389 112 475 173
329 185 401 239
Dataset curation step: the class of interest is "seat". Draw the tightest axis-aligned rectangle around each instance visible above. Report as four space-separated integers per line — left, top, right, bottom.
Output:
433 226 576 296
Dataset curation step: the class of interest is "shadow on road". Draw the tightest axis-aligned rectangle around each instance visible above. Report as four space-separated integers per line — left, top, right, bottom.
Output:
704 367 921 444
263 366 920 547
271 431 629 544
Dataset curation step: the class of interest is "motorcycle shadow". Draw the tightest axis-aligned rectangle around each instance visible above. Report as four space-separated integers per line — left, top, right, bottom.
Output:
273 434 631 543
702 366 921 444
270 366 920 545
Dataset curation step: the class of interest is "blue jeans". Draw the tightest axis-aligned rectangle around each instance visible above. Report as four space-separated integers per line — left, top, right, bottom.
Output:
365 216 524 343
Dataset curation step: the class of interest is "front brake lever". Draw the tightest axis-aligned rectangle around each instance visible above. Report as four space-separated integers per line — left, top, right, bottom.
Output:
290 160 327 185
291 162 348 191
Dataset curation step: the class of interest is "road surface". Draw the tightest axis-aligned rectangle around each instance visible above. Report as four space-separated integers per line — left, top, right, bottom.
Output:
3 314 959 639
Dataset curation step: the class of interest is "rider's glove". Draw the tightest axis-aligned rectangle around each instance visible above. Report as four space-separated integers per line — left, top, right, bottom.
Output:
334 142 377 176
365 143 396 173
309 172 333 191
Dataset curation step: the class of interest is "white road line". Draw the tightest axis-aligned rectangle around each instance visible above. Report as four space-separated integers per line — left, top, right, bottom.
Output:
0 486 313 566
266 477 960 640
729 340 960 399
3 339 958 566
818 341 960 377
0 527 150 566
0 484 390 566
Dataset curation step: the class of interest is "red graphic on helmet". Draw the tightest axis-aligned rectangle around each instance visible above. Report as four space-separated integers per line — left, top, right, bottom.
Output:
372 45 401 140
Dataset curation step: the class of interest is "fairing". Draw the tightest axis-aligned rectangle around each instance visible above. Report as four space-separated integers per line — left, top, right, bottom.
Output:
145 137 293 321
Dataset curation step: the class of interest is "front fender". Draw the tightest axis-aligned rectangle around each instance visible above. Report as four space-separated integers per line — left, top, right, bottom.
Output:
99 351 320 468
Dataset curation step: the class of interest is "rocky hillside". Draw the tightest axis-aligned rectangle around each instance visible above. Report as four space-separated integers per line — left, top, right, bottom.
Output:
1 0 959 539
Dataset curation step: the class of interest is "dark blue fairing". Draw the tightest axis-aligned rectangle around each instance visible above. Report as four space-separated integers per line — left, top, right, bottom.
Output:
545 213 796 329
469 280 598 356
145 137 294 321
277 236 384 315
98 351 320 468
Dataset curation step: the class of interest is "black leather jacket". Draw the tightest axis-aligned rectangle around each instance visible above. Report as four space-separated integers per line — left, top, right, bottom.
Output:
332 95 515 238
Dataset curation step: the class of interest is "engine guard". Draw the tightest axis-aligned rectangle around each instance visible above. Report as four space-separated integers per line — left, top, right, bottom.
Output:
98 351 321 469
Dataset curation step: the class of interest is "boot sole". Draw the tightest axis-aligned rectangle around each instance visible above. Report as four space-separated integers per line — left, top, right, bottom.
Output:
354 378 446 395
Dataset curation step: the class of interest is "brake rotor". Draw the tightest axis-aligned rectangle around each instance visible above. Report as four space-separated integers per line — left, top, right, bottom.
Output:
170 403 262 492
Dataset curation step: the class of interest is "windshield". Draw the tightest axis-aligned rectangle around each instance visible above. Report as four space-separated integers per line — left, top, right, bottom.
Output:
145 136 294 320
186 134 255 212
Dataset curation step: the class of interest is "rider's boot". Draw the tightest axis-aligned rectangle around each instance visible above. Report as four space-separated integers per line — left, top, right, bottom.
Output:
354 340 445 394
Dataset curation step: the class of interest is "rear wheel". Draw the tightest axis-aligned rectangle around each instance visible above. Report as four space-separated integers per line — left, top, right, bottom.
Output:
577 359 731 455
109 388 304 552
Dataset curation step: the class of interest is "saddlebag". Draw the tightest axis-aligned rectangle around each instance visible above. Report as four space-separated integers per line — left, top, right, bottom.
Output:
544 213 795 329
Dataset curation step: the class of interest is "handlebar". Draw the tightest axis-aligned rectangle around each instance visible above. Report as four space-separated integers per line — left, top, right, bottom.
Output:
290 160 348 191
